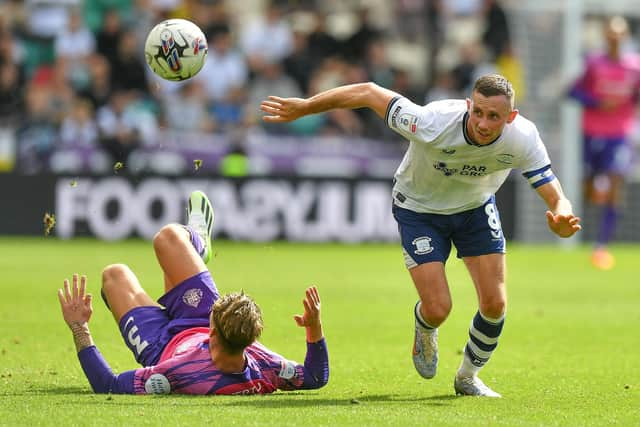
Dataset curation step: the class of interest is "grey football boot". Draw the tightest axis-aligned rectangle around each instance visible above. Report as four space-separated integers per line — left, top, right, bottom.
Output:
412 301 438 379
454 376 502 398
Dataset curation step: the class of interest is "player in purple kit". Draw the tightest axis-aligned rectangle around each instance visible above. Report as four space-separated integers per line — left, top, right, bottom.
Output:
57 191 329 395
568 15 640 270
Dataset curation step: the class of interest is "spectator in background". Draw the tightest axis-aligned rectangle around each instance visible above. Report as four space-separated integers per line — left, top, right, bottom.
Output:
424 0 446 87
52 96 106 174
24 0 73 39
247 61 302 134
59 97 98 146
54 8 96 61
111 29 149 93
161 80 215 133
78 54 114 110
481 0 511 61
451 42 496 95
54 8 96 92
0 28 25 125
365 38 394 88
306 11 341 64
342 7 383 64
283 30 315 94
16 85 59 173
424 69 458 104
96 91 157 167
568 16 640 270
240 1 293 73
195 24 248 131
96 9 123 67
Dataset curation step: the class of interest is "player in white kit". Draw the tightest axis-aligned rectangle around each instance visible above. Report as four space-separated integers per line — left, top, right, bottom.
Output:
260 74 581 397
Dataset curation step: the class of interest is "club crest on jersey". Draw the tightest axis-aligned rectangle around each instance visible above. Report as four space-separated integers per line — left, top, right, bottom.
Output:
412 236 434 255
182 288 203 308
399 113 418 133
496 153 514 165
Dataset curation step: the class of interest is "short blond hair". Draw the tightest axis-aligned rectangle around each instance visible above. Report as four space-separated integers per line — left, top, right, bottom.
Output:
210 292 263 354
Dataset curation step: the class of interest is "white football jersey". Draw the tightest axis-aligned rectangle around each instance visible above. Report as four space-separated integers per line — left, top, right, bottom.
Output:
387 97 553 214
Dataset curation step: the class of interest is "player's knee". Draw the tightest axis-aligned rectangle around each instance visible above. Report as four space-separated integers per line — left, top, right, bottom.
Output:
422 299 452 325
101 263 132 294
479 298 506 319
153 224 184 252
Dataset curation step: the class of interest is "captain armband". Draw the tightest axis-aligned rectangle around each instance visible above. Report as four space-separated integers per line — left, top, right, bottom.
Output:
522 165 555 189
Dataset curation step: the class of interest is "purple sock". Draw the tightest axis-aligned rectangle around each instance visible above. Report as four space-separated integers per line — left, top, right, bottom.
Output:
183 225 205 257
596 205 618 247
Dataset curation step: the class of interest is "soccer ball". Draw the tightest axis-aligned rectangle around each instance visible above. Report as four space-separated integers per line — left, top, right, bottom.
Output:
144 19 208 81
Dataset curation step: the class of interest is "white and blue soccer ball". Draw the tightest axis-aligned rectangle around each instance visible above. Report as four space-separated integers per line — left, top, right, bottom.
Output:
144 19 207 81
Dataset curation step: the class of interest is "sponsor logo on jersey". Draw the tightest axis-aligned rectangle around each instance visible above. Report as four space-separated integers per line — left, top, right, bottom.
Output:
399 113 418 133
278 360 298 380
412 236 434 255
460 164 487 176
182 288 203 308
144 374 171 394
496 153 514 165
433 162 458 176
433 162 488 177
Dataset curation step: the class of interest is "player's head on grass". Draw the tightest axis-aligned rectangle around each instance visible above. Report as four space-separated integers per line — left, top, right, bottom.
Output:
466 74 518 146
210 291 264 354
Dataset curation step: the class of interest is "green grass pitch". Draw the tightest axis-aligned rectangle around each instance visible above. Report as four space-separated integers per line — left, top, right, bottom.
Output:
0 237 638 426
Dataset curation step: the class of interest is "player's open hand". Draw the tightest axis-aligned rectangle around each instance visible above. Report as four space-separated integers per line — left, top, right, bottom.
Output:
546 211 582 238
58 274 93 327
260 96 308 123
294 286 321 328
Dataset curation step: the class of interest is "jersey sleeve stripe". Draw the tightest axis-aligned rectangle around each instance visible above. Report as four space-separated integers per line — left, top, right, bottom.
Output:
522 165 556 188
522 164 551 178
384 96 402 124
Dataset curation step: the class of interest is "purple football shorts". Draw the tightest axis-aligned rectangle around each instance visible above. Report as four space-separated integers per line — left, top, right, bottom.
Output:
583 135 633 176
118 271 220 366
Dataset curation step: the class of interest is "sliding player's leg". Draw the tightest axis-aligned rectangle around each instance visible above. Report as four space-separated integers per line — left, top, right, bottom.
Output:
152 191 219 322
101 263 168 366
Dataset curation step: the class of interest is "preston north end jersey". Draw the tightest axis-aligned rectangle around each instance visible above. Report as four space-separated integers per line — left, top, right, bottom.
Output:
386 97 553 214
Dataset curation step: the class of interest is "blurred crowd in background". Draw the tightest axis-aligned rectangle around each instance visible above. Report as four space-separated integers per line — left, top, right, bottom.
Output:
0 0 631 175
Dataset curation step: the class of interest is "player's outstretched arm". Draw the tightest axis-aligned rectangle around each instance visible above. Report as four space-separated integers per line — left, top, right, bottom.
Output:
58 274 136 394
260 82 399 123
58 274 94 351
294 286 323 342
293 286 329 389
535 180 582 238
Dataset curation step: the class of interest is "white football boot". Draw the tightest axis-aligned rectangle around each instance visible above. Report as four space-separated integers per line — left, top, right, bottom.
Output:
454 375 502 398
412 302 438 379
187 190 214 263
